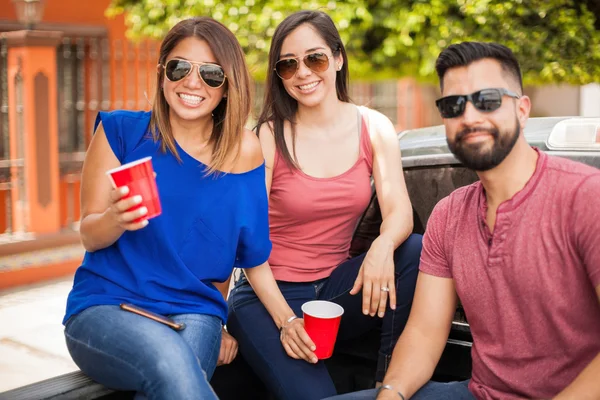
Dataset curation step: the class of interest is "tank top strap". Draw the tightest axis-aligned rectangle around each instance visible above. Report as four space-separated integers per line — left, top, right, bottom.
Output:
357 106 374 172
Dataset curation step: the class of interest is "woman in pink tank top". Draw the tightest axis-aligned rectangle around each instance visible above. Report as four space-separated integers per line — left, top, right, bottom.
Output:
226 10 423 399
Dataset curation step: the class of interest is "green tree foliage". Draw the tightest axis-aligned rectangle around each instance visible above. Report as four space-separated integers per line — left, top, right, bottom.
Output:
107 0 600 84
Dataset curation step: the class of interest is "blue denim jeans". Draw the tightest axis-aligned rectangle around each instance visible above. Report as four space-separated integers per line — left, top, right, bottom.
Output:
64 305 221 400
227 234 422 400
323 380 474 400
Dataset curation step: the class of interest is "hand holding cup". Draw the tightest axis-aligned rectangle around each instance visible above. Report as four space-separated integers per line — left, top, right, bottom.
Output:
107 186 150 231
106 156 161 231
280 317 319 364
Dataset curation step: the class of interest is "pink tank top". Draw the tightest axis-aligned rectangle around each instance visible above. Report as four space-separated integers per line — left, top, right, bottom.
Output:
268 107 374 282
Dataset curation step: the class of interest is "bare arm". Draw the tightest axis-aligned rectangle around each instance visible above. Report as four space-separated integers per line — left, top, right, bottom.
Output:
247 124 290 328
370 108 413 248
80 122 148 252
553 285 600 400
214 277 232 301
241 123 318 364
351 108 415 317
379 272 457 399
257 122 276 196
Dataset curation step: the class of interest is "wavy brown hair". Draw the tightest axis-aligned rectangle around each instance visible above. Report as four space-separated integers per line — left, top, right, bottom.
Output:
150 17 252 174
256 10 350 169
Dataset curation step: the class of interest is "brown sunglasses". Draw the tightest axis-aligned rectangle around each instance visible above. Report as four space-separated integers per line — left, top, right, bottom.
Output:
274 52 334 80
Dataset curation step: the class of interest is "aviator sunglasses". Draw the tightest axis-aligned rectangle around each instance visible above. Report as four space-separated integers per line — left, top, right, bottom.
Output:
435 88 520 119
162 58 226 89
274 52 334 80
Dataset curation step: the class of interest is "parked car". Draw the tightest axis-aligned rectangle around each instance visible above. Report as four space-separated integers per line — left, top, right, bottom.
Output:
2 116 599 400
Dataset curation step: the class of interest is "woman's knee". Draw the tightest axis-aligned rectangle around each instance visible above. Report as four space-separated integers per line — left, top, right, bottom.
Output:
174 313 222 377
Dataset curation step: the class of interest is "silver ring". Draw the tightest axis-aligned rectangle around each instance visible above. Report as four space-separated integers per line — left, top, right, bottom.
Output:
380 286 390 292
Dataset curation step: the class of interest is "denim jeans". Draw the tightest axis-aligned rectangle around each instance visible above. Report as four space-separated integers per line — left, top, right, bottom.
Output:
64 305 221 400
323 380 474 400
227 234 422 400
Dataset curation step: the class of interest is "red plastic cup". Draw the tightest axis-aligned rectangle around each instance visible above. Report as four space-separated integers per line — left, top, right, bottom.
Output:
106 156 161 222
302 300 344 359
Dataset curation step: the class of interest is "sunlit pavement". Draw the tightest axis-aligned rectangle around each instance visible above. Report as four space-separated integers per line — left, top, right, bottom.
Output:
0 277 78 392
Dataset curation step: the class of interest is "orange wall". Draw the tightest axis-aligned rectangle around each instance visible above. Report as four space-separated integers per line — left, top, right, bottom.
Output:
0 0 127 40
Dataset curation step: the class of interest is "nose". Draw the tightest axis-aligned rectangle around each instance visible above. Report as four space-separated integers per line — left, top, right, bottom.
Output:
295 58 313 79
183 65 203 88
461 100 484 125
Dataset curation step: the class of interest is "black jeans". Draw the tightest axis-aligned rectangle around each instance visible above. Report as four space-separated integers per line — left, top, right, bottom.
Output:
227 234 422 400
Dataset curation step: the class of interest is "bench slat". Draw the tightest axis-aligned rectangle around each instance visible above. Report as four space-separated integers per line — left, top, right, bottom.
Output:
0 371 114 400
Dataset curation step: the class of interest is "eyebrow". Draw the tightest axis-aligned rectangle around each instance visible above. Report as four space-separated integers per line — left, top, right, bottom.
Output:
280 46 326 58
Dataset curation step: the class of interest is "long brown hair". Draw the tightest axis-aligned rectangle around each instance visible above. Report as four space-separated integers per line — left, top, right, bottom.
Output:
256 10 350 169
150 17 252 174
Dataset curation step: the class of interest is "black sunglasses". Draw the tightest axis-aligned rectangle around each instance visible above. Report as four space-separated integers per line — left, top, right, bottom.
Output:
436 88 520 119
274 52 333 80
162 58 226 89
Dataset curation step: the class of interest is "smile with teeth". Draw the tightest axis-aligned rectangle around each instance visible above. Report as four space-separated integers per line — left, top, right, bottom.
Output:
178 93 204 106
297 81 320 91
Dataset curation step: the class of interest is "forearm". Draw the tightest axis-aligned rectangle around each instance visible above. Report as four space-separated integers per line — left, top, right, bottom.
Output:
379 208 413 249
381 325 448 399
80 210 125 252
243 262 296 329
554 352 600 400
214 275 232 301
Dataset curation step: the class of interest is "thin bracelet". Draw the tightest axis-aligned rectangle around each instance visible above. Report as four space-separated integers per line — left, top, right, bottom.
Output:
279 315 298 332
377 384 405 400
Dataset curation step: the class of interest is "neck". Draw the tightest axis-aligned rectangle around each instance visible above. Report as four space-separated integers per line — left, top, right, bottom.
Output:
170 114 213 145
477 139 539 207
295 94 344 131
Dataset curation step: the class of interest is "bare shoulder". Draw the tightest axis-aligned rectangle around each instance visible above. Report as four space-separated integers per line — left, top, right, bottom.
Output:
232 128 265 173
256 121 276 168
363 106 397 140
257 121 275 147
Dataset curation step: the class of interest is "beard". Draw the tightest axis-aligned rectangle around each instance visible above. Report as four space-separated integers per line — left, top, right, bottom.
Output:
447 118 520 171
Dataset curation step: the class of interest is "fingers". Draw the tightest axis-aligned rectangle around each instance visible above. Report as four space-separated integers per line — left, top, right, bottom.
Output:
287 338 313 363
121 219 149 231
282 341 300 360
350 267 364 295
217 344 227 366
281 320 317 364
369 280 381 317
217 332 239 366
114 195 143 213
110 186 129 202
119 205 148 223
362 276 372 315
222 338 238 365
110 191 149 230
296 326 316 353
388 280 397 312
228 340 239 364
377 283 388 318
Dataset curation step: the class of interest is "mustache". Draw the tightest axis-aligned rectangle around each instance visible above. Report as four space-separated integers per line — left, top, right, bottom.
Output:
456 127 499 142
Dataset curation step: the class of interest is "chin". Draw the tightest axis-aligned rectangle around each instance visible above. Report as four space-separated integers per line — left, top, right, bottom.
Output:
295 94 325 108
172 109 212 122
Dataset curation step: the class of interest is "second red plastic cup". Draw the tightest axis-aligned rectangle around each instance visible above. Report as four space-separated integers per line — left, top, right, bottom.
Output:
302 300 344 359
106 156 161 222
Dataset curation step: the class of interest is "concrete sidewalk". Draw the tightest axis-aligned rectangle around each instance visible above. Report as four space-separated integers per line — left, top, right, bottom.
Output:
0 277 78 392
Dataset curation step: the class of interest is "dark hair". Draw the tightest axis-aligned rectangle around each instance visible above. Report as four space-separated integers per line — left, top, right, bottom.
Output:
150 17 252 175
435 42 523 93
256 10 350 169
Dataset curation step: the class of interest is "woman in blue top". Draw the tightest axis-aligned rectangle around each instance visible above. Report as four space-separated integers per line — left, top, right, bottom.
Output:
63 17 271 400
